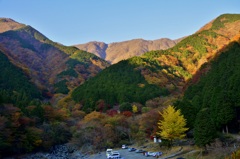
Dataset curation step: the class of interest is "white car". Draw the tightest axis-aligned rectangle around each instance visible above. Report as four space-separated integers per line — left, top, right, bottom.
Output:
106 149 113 158
108 151 121 159
122 145 128 149
145 151 162 157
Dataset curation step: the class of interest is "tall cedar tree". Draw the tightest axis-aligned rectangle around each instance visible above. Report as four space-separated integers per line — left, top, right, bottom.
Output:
157 105 188 146
194 108 217 151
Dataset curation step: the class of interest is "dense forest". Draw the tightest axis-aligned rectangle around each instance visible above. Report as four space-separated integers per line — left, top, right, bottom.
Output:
0 51 41 103
72 59 169 112
0 22 109 157
0 51 72 156
176 41 240 135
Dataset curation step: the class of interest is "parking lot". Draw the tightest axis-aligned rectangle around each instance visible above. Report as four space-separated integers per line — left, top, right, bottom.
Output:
85 148 157 159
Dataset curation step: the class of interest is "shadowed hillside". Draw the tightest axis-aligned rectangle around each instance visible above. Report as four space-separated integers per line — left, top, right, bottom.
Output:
0 20 109 95
0 50 41 101
174 35 240 153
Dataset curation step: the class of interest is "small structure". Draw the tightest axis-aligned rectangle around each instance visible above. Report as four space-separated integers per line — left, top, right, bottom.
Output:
153 136 162 143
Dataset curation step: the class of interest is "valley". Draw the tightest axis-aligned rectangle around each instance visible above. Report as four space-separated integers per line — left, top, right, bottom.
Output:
1 14 240 159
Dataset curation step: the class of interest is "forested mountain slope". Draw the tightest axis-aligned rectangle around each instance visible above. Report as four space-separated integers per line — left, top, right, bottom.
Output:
0 19 109 156
75 38 182 64
176 35 240 131
0 19 109 96
1 13 240 157
0 50 41 104
72 14 240 111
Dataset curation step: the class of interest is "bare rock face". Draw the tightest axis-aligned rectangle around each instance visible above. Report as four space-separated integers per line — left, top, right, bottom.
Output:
75 38 183 64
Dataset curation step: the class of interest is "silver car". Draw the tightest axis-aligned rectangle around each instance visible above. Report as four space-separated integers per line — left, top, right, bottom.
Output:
108 151 121 159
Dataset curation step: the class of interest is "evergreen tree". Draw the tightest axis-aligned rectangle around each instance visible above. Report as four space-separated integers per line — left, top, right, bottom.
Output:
194 108 216 151
210 90 235 132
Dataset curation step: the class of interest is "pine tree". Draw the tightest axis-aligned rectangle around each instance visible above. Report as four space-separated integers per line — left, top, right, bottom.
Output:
157 105 188 146
194 108 216 151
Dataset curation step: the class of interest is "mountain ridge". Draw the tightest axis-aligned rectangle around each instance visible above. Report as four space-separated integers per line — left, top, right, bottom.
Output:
71 14 240 111
0 18 25 33
0 19 109 96
75 37 183 64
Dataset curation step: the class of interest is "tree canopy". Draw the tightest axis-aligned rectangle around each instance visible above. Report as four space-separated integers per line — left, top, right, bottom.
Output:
176 42 240 133
72 60 169 112
194 108 217 149
157 105 188 145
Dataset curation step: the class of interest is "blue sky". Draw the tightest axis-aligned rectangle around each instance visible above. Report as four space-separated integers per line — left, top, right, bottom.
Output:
0 0 239 46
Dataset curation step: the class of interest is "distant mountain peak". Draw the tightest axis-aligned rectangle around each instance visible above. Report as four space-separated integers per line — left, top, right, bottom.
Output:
0 17 25 33
0 18 15 22
75 38 181 64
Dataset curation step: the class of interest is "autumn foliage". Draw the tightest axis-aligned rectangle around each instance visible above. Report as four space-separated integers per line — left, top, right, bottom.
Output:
1 14 240 157
157 105 188 146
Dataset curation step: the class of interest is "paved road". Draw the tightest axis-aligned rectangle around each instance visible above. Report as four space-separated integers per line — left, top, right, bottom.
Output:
85 149 157 159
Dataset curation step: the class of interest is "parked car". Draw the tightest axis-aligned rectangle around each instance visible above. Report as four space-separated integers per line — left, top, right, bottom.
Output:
145 151 162 157
135 149 145 153
128 147 136 152
153 152 162 157
145 151 154 156
122 144 128 149
106 149 113 158
108 151 121 159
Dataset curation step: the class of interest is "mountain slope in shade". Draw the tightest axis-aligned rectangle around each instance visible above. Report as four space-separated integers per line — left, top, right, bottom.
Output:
0 49 41 99
72 14 240 111
176 37 240 130
0 19 109 96
75 38 182 64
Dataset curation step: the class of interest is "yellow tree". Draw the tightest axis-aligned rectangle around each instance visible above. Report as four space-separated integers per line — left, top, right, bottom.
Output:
132 105 138 120
157 105 188 146
132 105 138 114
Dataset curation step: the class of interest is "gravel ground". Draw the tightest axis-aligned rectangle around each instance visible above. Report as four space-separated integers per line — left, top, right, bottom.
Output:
84 149 157 159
